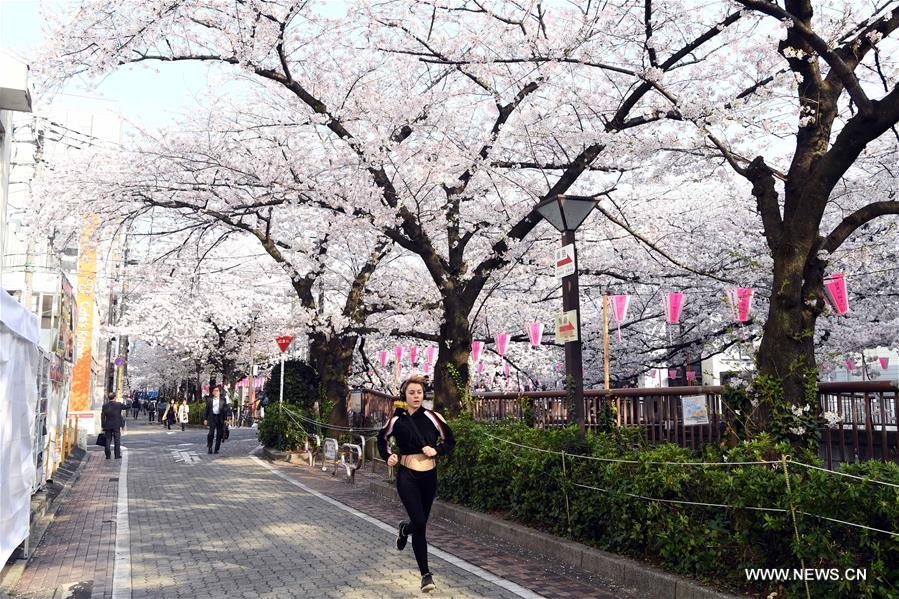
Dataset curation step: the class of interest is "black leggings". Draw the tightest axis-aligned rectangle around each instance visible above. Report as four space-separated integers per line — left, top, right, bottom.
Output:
396 466 437 575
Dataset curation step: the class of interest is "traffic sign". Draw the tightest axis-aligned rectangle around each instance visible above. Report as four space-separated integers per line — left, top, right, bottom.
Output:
554 244 576 278
276 335 294 353
554 310 579 343
114 356 125 367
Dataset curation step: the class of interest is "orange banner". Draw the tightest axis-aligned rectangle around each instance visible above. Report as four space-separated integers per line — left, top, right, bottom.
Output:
70 217 99 412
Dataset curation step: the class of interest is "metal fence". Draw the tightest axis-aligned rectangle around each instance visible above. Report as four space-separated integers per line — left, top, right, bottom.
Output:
358 381 899 468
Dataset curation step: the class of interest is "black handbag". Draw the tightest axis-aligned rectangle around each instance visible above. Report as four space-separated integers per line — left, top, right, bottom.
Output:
96 433 107 447
223 424 230 441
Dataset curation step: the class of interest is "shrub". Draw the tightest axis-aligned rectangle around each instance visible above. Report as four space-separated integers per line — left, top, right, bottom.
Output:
439 421 899 598
262 360 322 410
256 403 307 451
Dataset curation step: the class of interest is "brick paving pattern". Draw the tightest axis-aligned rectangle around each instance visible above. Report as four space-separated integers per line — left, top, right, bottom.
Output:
14 450 120 599
10 419 635 599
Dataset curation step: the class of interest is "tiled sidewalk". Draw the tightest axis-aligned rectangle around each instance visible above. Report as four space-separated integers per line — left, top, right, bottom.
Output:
267 457 634 599
13 449 120 599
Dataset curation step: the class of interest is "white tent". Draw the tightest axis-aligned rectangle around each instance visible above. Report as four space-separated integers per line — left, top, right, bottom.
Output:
0 290 39 565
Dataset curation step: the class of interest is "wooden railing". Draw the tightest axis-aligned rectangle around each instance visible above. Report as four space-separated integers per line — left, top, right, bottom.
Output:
357 381 898 468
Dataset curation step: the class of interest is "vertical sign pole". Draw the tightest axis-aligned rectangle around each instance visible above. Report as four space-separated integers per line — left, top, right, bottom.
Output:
560 230 585 436
280 352 285 405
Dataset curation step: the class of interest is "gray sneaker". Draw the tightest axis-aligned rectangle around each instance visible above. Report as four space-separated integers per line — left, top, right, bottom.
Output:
421 573 436 593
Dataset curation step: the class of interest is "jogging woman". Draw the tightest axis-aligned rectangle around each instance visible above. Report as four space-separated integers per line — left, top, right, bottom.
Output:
377 375 455 593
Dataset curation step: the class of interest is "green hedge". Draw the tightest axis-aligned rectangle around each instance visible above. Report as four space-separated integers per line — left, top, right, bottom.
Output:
439 419 899 598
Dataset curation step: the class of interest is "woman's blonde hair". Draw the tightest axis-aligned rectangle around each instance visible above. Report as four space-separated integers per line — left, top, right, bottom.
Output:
399 374 427 401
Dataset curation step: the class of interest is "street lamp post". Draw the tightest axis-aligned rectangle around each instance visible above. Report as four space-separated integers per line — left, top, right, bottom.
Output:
536 195 601 435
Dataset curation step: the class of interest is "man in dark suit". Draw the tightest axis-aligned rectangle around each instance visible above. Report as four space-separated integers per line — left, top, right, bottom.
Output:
100 392 125 459
204 386 228 454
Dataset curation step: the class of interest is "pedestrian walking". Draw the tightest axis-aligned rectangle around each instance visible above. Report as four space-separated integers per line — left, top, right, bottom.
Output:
178 399 189 432
204 386 228 454
100 392 125 460
148 399 157 422
132 398 140 419
376 375 455 593
162 399 177 430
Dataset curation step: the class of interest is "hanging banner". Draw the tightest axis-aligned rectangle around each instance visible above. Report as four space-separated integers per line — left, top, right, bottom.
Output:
409 346 418 365
555 310 579 343
609 294 630 341
426 346 437 364
527 322 544 348
378 351 388 368
471 340 484 363
496 332 510 356
664 292 685 324
824 273 849 315
726 288 754 322
880 357 890 370
71 216 99 413
394 345 403 364
681 396 710 426
554 243 576 278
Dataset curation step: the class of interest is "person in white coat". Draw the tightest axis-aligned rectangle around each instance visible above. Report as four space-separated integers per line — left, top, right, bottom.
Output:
177 399 190 432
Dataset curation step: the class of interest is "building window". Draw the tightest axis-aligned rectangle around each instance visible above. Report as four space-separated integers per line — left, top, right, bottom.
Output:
41 294 54 329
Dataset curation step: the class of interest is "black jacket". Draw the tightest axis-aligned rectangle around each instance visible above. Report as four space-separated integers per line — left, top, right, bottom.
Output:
205 397 229 421
101 401 125 431
377 407 455 460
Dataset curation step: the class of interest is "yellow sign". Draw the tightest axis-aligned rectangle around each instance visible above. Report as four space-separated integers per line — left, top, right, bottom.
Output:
70 217 99 412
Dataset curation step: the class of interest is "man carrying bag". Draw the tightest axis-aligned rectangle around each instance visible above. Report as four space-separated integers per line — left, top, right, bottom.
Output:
101 392 125 459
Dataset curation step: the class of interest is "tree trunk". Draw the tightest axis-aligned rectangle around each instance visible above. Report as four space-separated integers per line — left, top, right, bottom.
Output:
756 230 825 427
433 303 472 416
309 332 357 428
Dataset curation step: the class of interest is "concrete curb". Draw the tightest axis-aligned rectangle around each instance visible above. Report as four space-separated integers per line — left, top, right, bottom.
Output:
0 449 90 594
262 446 308 464
369 480 747 599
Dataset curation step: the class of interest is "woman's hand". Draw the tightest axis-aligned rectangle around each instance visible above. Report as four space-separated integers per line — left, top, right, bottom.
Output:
421 445 438 457
387 454 399 467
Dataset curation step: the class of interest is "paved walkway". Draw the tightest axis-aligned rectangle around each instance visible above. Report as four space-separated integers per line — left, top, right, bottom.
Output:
11 418 632 599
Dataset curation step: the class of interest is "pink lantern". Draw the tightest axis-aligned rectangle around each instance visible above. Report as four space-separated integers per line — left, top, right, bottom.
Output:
378 351 387 368
394 345 403 364
668 369 677 380
686 371 697 382
880 357 890 370
409 346 418 365
664 292 685 324
504 363 510 377
609 294 630 341
477 361 485 373
487 374 495 388
845 358 855 371
496 332 510 356
426 346 437 364
649 369 657 378
471 340 485 363
824 273 849 315
727 288 754 322
527 322 544 348
423 361 432 374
